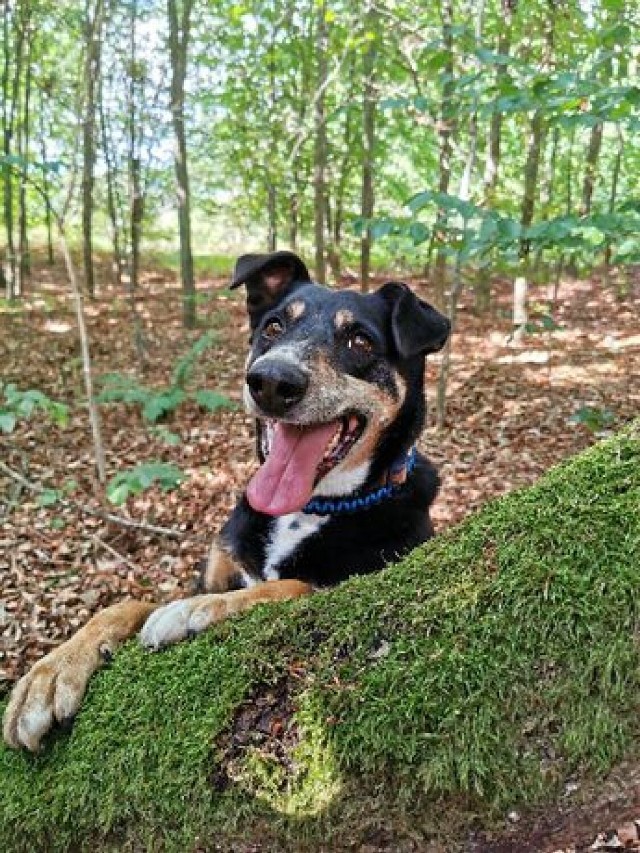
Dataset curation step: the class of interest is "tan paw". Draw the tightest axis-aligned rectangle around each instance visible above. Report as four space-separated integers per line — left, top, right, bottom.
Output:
2 639 108 752
3 600 156 751
139 595 227 650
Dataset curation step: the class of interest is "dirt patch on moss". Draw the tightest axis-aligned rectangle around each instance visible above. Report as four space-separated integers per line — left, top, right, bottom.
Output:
212 676 301 793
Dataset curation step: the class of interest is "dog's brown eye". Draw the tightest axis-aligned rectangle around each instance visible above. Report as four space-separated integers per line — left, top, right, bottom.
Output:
347 332 373 354
263 319 284 340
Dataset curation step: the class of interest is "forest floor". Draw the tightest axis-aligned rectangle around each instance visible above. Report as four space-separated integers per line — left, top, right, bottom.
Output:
1 258 639 852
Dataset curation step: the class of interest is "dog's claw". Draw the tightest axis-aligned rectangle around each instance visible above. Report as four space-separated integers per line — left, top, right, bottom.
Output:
59 715 76 733
99 645 114 663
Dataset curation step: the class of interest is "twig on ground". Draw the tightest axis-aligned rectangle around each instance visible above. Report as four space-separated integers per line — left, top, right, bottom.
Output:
0 460 187 540
89 533 141 573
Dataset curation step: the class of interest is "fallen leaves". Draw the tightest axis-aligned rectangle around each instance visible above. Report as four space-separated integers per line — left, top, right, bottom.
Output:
1 266 638 697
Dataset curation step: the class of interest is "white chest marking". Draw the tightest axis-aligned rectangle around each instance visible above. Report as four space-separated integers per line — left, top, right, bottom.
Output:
263 512 328 579
312 460 370 498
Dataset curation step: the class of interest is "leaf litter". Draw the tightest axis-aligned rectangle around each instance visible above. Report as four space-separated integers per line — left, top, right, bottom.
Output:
0 260 638 850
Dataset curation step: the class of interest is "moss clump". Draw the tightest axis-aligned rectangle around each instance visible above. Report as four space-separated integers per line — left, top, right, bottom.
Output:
0 426 638 852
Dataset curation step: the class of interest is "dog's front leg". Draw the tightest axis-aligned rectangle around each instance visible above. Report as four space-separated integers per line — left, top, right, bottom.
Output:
140 580 312 651
3 600 157 751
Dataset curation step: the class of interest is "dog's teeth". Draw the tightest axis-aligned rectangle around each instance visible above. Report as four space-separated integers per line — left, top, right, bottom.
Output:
348 416 359 433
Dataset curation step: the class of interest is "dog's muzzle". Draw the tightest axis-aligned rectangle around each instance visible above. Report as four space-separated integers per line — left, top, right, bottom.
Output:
246 360 309 418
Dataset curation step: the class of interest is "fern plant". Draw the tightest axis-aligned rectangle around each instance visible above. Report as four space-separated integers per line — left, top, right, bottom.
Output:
107 462 185 505
97 331 235 424
0 383 69 434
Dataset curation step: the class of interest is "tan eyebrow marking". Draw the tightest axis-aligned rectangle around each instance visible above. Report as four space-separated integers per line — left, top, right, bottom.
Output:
334 308 354 329
286 300 306 321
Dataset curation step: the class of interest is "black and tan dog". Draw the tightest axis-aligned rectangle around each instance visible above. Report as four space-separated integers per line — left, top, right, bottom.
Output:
3 251 450 752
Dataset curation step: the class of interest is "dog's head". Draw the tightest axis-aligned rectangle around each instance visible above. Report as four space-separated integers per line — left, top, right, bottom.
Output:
231 252 450 517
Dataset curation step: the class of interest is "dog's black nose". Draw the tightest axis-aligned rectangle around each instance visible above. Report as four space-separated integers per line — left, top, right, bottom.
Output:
246 361 309 416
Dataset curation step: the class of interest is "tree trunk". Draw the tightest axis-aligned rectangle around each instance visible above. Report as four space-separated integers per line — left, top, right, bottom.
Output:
432 0 455 294
519 110 546 260
475 0 514 313
124 0 147 370
580 121 603 216
38 90 54 265
81 0 105 299
168 0 196 328
313 0 328 283
535 124 559 277
2 2 23 298
18 21 32 283
128 0 143 295
437 1 484 427
98 74 123 286
289 181 299 251
359 3 377 293
267 182 277 252
513 109 545 341
604 128 624 275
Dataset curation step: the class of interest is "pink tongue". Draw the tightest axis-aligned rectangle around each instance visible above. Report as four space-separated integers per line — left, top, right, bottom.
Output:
246 421 339 516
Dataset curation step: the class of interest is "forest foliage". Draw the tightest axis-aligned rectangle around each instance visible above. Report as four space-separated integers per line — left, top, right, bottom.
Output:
1 0 639 305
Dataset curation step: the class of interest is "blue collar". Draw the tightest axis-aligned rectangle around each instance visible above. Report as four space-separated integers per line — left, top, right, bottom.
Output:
302 447 417 516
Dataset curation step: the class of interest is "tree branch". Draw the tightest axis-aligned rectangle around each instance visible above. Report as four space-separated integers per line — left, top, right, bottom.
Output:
0 460 188 540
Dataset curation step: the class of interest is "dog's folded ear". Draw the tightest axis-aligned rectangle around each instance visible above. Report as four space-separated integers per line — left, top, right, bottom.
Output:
230 251 311 330
378 281 451 358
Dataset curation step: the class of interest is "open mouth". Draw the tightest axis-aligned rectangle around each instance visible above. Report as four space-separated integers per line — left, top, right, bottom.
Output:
247 413 366 516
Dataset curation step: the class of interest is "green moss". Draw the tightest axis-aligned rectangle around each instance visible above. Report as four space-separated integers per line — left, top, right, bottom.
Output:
1 426 638 851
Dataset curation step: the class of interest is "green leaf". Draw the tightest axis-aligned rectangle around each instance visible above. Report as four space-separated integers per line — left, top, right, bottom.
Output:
570 407 616 433
38 489 62 508
193 389 235 412
142 388 186 423
408 222 429 245
0 412 16 433
370 219 395 240
171 331 217 390
475 48 513 66
379 96 410 111
107 463 185 506
1 384 69 429
106 482 131 506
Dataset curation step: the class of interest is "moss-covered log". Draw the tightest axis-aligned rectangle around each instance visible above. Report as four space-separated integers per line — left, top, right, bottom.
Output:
1 426 638 852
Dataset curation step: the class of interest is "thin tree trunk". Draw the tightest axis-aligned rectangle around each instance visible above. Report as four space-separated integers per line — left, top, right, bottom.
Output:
511 109 545 343
604 128 624 275
81 0 105 299
168 0 196 328
519 111 546 260
59 230 106 483
38 91 54 265
267 182 277 251
435 251 464 430
437 0 484 426
359 2 377 293
128 0 143 294
98 74 124 286
580 121 603 216
536 124 559 277
124 0 147 370
2 3 24 298
432 0 455 294
18 23 32 282
8 160 107 483
313 0 328 283
475 1 514 313
289 179 299 251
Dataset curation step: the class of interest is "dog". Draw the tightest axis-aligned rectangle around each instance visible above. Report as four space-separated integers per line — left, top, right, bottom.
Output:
3 251 450 752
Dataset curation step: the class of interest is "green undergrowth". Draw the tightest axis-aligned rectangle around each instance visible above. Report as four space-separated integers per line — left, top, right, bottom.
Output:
0 426 638 851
